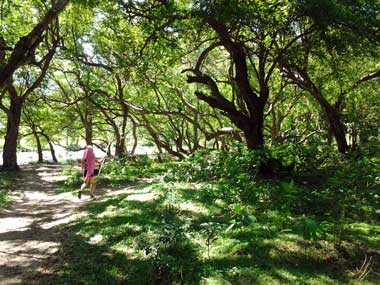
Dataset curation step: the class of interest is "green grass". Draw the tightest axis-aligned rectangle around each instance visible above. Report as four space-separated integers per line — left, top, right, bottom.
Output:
0 172 14 208
45 181 379 284
0 189 11 208
56 157 175 193
45 150 380 284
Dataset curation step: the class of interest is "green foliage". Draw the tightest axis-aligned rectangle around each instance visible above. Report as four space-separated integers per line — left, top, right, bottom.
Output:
0 172 14 208
165 143 380 223
139 220 199 284
165 146 259 182
0 190 10 208
56 165 83 193
59 155 173 192
46 153 380 284
65 144 82 152
101 155 171 185
165 143 318 184
296 0 380 45
297 217 326 241
3 0 380 281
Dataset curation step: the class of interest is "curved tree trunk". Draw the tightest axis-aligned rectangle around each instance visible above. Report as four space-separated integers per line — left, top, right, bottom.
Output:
40 132 58 163
324 105 348 153
88 96 126 157
107 144 112 157
280 61 349 153
130 119 138 155
47 140 58 163
1 1 67 170
33 130 43 163
307 83 349 153
141 114 185 160
186 18 270 150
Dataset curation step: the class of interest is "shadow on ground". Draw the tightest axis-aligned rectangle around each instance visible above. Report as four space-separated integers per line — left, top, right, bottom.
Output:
35 183 380 285
0 164 86 285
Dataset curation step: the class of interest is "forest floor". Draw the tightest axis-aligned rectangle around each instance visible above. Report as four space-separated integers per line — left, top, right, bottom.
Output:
0 164 83 284
1 162 379 284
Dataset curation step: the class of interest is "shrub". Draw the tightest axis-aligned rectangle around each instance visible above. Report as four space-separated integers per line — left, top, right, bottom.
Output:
165 143 380 222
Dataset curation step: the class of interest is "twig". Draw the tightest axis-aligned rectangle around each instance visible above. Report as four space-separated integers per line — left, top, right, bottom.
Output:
97 138 114 176
356 254 373 281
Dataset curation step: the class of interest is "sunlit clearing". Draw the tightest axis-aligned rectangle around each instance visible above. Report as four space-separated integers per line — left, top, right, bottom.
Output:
200 276 232 285
126 192 157 201
97 206 142 218
178 201 208 214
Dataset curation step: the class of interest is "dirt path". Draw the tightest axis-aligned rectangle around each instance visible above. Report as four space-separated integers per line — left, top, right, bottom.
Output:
0 164 88 285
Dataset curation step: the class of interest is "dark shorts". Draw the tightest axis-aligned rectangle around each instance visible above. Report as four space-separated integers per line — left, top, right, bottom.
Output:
83 169 99 178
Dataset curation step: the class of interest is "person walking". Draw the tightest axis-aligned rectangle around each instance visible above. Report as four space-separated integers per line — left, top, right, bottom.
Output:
78 145 104 199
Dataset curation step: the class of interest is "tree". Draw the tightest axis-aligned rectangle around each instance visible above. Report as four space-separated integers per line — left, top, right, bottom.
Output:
22 94 60 163
277 0 380 153
0 0 69 170
0 0 69 87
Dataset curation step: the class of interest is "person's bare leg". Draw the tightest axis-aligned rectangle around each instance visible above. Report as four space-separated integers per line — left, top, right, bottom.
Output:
79 177 90 199
89 177 96 198
80 181 88 192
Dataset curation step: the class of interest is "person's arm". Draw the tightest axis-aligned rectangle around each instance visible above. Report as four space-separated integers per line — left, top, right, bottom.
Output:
81 149 87 172
80 159 85 172
96 157 105 164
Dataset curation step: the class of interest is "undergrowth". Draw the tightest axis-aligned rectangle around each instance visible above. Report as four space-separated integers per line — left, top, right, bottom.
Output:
47 143 380 284
0 172 14 208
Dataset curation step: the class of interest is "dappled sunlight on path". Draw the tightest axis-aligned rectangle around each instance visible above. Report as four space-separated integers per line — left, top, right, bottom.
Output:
0 164 85 285
0 165 160 285
97 179 157 202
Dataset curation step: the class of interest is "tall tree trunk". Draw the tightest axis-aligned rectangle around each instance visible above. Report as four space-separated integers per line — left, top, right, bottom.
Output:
113 128 125 157
40 132 58 163
309 87 349 153
192 111 199 151
186 18 270 150
242 111 265 149
83 101 93 145
115 136 126 157
324 105 348 153
281 63 349 153
47 140 58 163
114 113 128 157
270 106 278 144
85 121 93 145
2 96 23 170
33 130 43 163
115 111 128 157
130 119 138 155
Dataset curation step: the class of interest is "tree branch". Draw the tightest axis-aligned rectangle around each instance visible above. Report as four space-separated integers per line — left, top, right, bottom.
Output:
0 0 69 88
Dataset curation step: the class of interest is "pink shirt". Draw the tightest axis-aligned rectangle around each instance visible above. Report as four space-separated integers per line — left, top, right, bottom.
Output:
82 147 96 178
